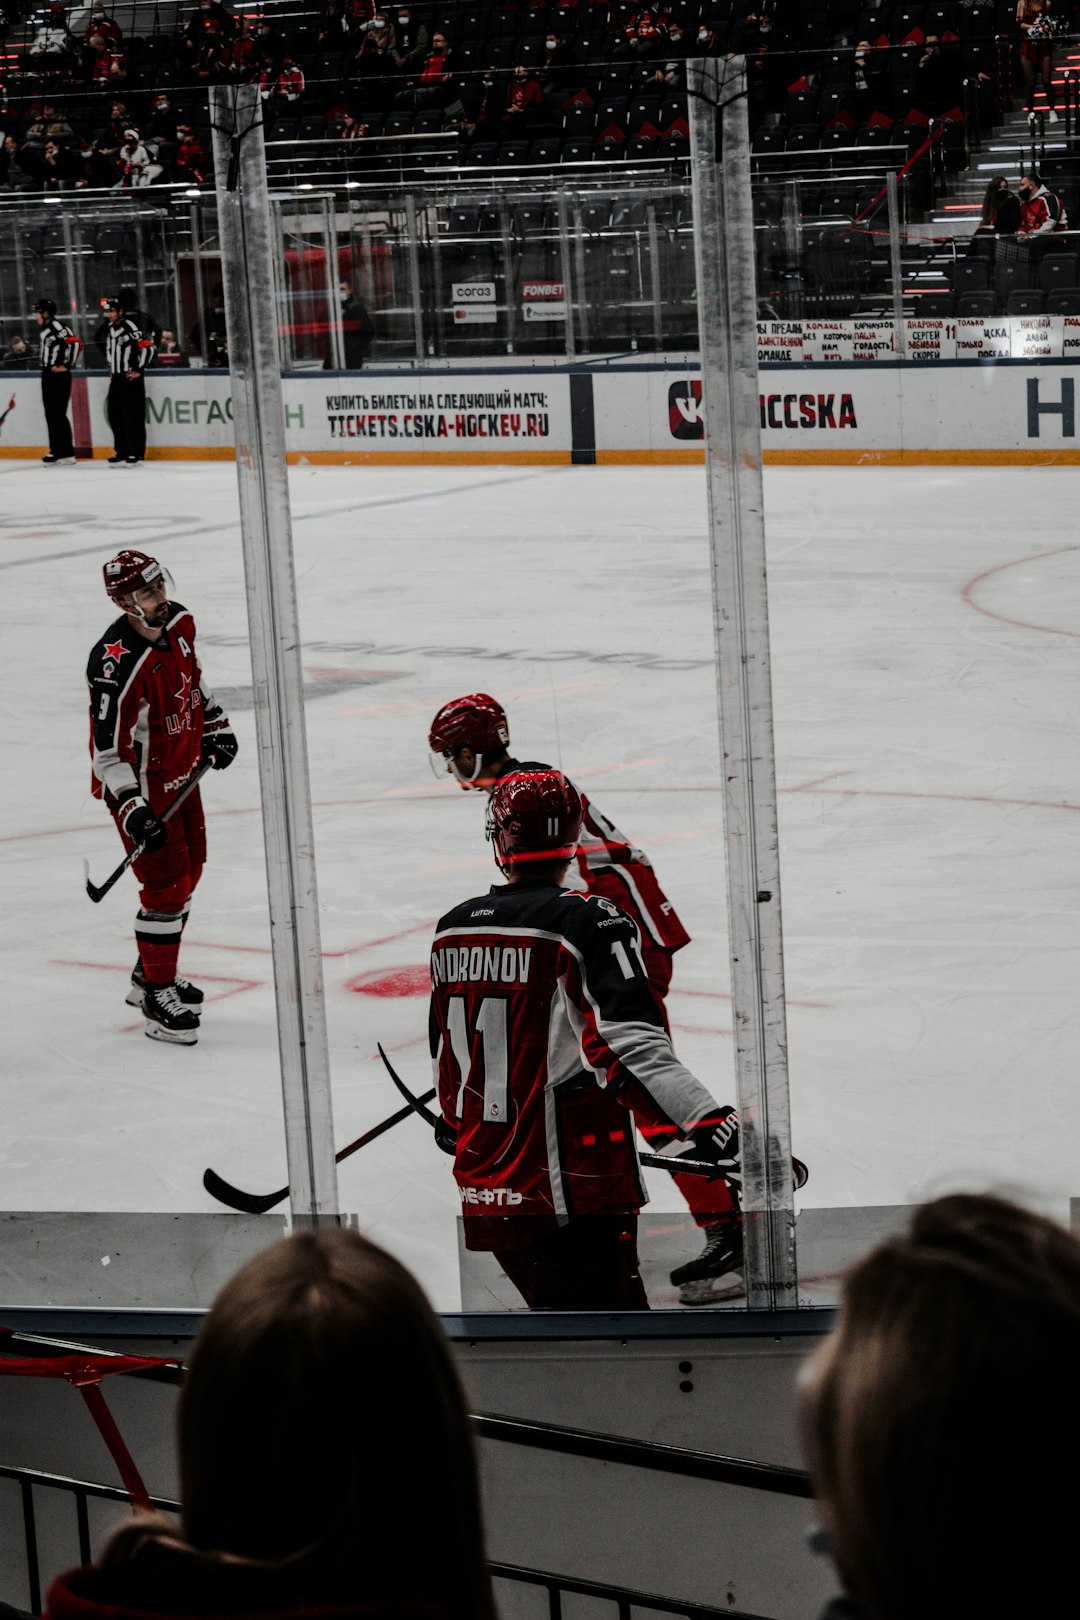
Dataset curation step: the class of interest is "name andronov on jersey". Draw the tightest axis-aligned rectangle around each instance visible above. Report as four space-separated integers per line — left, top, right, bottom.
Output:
431 944 532 985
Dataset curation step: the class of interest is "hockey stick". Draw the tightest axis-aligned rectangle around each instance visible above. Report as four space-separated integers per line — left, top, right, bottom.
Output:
84 760 214 904
375 1043 720 1178
202 1087 437 1214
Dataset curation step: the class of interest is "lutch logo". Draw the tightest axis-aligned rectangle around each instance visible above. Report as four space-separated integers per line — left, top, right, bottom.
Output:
668 380 704 440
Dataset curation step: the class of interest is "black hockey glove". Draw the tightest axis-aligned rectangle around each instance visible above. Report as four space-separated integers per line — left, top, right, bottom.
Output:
117 792 167 852
686 1107 740 1181
202 711 238 770
434 1115 458 1156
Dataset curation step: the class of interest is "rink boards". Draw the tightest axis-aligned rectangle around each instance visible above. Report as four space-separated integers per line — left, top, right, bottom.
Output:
3 354 1080 464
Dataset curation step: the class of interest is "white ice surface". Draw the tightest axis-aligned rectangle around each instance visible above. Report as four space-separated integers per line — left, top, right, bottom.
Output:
1 459 1078 1308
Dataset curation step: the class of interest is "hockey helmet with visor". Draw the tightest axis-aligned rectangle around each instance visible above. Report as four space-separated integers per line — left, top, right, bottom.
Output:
428 692 509 785
486 769 582 874
103 549 174 624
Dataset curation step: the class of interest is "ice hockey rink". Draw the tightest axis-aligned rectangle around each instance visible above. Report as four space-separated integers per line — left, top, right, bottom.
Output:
2 457 1079 1311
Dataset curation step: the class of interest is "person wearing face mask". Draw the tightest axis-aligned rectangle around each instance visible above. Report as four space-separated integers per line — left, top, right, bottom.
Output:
539 31 577 120
1017 168 1068 243
461 66 507 139
391 7 428 73
694 23 722 56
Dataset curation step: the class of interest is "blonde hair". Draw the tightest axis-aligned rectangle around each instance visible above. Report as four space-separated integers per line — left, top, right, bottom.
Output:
800 1194 1080 1620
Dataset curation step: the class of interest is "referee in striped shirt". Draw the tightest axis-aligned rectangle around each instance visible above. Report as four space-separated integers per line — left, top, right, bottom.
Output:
101 293 156 466
34 298 82 466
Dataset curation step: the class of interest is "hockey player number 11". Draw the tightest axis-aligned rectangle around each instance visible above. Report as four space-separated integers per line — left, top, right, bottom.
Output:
448 996 509 1122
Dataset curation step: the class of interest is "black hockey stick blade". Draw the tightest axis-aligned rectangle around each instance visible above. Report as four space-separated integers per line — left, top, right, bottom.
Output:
638 1150 721 1178
202 1084 438 1214
377 1042 441 1127
84 759 214 904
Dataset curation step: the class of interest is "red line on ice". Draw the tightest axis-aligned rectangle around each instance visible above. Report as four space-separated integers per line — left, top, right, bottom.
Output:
960 543 1080 638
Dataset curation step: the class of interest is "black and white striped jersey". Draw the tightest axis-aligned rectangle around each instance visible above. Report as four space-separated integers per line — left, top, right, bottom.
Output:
39 319 82 371
105 318 155 375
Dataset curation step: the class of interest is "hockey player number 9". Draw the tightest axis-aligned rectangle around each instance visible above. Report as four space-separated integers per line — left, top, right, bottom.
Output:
447 995 509 1124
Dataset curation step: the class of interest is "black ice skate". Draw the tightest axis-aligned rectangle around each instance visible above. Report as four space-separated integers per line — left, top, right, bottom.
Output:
142 981 200 1045
128 962 203 1016
670 1216 745 1306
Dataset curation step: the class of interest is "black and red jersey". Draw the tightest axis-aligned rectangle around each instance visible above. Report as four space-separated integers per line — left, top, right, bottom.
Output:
495 758 691 955
86 603 213 803
430 878 718 1250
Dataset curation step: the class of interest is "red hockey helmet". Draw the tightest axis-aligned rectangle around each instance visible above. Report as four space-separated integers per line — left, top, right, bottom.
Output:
487 770 583 874
429 693 510 785
103 549 164 605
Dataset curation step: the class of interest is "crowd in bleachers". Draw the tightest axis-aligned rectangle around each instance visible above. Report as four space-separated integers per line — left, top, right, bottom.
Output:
0 0 1062 188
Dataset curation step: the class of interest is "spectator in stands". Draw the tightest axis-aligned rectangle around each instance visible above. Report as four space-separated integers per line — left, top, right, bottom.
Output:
148 92 179 142
155 330 190 368
502 64 545 129
340 109 370 143
43 1228 495 1620
0 132 38 190
974 174 1022 236
27 5 74 70
229 16 258 77
318 0 355 49
851 40 889 123
184 0 235 54
115 129 161 187
325 280 375 368
800 1193 1080 1620
395 31 453 109
352 14 398 106
461 67 507 139
40 134 80 187
1017 0 1056 119
86 33 128 84
694 22 723 56
74 139 118 187
81 3 121 47
614 4 670 59
1018 168 1069 239
538 32 577 118
174 123 207 183
193 18 232 83
2 333 32 368
651 20 689 89
94 101 130 156
273 53 306 101
391 7 429 73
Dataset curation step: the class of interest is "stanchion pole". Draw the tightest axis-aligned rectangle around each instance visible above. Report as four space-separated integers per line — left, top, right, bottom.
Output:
686 55 798 1308
210 84 340 1228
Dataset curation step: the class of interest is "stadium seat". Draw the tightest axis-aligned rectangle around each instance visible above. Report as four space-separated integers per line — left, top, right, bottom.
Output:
299 116 327 140
497 141 531 166
448 204 480 233
594 135 626 160
951 259 990 293
1006 290 1046 315
564 102 596 136
658 135 689 160
516 200 552 232
955 290 995 316
580 198 611 232
994 261 1032 300
628 96 661 136
383 112 415 138
1046 289 1080 315
529 136 563 164
626 134 658 160
464 141 498 166
562 138 594 163
914 290 954 316
1040 254 1080 293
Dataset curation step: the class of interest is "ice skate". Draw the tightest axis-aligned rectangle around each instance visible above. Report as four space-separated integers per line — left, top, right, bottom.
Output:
143 981 200 1045
127 961 203 1016
670 1215 744 1293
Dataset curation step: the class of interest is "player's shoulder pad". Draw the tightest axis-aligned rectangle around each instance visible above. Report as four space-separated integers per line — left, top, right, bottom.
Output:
434 893 492 934
558 889 636 940
167 601 193 629
87 616 146 680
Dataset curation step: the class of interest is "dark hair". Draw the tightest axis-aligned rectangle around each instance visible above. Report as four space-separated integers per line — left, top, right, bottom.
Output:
980 174 1007 225
1025 168 1042 185
800 1194 1080 1620
179 1227 494 1620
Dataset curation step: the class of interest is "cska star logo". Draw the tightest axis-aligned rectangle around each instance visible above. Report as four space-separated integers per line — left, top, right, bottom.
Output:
103 640 125 662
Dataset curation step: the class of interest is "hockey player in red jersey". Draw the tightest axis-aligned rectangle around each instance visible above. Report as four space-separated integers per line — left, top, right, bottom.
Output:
428 768 745 1310
87 550 238 1045
428 691 743 1303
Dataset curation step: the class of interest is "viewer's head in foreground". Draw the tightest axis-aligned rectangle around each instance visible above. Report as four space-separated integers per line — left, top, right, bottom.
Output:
179 1227 494 1620
799 1193 1080 1620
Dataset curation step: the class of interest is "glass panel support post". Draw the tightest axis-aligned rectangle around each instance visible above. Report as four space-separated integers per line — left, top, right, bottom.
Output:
188 202 207 368
686 55 798 1309
210 84 340 1229
646 203 664 351
404 193 426 361
556 192 577 359
886 171 907 359
323 195 346 372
